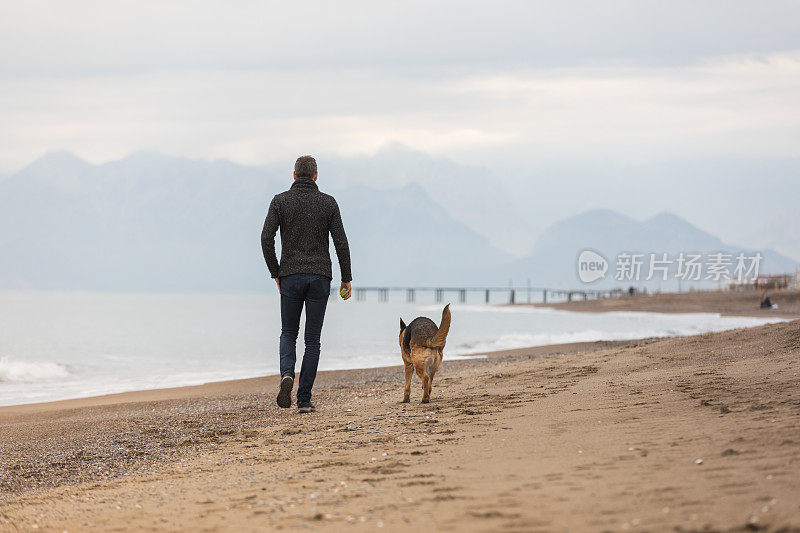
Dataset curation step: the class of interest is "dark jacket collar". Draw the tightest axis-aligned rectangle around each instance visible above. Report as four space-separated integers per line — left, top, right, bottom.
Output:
290 178 319 191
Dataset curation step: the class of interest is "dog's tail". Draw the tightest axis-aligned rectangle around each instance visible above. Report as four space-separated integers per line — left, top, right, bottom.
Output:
428 304 451 349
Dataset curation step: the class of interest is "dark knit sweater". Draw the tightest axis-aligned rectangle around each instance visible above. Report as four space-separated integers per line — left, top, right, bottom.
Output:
261 178 352 282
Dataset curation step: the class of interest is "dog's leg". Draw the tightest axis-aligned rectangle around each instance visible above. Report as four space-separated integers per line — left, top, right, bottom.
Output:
402 362 413 403
421 373 431 403
421 352 437 403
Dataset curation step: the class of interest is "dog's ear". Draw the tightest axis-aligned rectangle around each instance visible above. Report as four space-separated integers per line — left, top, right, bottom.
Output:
400 318 407 332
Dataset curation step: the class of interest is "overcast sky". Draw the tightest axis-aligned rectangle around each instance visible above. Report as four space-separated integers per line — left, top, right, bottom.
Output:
1 1 799 173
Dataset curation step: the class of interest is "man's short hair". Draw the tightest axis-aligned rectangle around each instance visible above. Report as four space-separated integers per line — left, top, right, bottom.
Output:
294 155 317 178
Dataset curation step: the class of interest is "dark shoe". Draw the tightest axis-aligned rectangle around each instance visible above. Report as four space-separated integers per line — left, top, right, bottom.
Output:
276 375 293 408
297 400 316 413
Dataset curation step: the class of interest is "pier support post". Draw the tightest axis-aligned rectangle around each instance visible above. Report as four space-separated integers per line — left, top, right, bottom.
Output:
509 289 515 304
459 289 466 303
542 289 547 304
407 288 415 303
485 289 490 304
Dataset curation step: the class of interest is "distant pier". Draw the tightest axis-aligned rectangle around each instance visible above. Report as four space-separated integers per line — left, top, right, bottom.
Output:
334 286 622 304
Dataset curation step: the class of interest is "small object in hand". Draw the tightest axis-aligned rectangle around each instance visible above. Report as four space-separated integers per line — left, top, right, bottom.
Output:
341 288 349 298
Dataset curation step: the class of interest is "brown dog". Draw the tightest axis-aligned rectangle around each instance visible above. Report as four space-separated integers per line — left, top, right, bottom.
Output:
399 304 451 403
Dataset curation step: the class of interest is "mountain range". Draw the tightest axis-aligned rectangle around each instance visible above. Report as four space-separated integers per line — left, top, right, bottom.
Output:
499 209 797 289
0 151 795 292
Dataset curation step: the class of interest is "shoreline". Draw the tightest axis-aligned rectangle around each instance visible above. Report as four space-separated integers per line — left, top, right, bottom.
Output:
0 339 633 415
534 287 800 319
5 288 798 412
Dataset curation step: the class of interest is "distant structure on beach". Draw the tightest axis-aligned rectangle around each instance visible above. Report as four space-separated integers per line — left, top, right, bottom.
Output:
341 285 623 304
728 272 798 291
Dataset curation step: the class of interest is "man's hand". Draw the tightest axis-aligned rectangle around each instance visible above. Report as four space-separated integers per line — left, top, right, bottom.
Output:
340 281 351 300
274 278 281 294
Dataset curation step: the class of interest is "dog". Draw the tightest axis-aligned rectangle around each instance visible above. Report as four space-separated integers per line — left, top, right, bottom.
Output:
398 304 451 403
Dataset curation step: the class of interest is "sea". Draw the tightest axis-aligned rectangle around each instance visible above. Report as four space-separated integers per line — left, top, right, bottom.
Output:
0 290 786 406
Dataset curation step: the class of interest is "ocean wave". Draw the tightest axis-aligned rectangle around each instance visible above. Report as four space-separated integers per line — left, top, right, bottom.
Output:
448 329 698 355
447 316 786 355
448 331 626 354
0 357 71 383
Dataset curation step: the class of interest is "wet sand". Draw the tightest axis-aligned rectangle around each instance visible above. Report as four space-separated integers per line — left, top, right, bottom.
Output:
1 294 799 531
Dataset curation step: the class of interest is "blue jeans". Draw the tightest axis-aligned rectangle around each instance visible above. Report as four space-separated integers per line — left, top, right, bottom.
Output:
279 273 331 402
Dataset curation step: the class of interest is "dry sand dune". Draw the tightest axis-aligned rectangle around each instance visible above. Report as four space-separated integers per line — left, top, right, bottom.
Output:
1 295 799 531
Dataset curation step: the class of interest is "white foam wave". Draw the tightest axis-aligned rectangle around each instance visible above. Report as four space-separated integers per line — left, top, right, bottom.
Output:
448 317 787 356
449 331 641 355
0 357 71 383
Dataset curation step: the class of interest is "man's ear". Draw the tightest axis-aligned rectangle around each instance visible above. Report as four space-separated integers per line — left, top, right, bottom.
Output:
293 171 297 181
313 171 318 182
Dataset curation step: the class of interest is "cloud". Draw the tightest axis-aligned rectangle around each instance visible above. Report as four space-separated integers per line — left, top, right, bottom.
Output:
442 53 800 158
2 1 800 77
1 2 799 171
2 51 799 172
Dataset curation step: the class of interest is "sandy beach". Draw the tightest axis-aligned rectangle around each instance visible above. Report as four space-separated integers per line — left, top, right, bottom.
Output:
536 288 800 318
1 291 799 532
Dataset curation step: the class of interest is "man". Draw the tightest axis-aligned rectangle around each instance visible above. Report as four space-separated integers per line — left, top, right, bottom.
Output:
261 155 352 413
